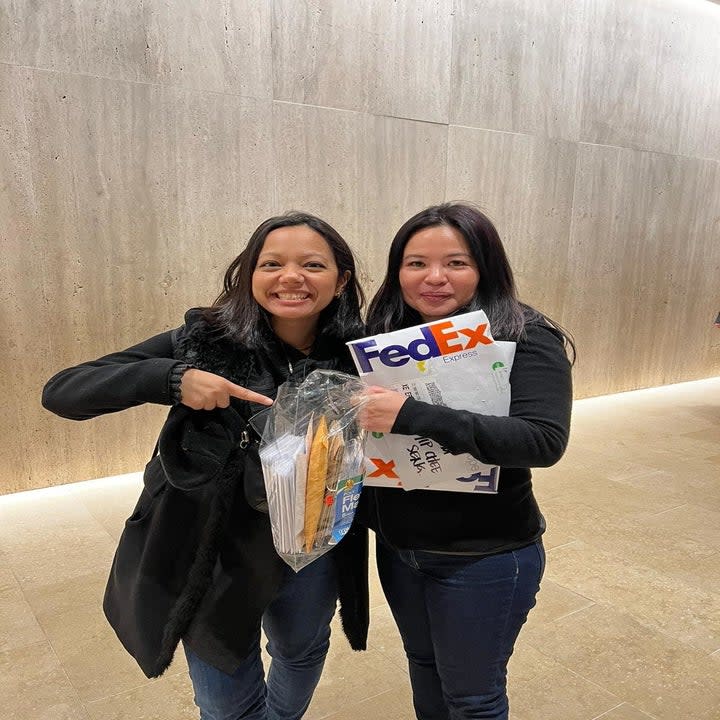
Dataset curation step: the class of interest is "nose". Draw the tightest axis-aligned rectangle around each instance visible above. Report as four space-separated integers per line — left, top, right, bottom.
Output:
424 264 447 285
278 264 304 283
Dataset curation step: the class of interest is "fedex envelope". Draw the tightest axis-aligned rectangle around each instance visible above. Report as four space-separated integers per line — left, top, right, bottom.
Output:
347 310 515 493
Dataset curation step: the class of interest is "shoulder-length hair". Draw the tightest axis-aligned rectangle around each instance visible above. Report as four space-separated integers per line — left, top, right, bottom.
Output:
207 212 365 347
367 203 574 358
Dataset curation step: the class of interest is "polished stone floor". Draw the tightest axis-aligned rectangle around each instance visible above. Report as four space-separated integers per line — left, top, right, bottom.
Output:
1 377 719 719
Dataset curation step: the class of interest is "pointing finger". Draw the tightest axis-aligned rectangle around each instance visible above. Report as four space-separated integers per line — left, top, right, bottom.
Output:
226 382 274 406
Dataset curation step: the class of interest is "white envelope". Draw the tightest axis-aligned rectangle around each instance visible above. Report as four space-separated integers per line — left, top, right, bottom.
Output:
347 310 515 493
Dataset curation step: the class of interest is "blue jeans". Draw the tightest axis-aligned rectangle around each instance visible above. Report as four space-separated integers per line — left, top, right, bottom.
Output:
184 553 338 720
376 539 545 720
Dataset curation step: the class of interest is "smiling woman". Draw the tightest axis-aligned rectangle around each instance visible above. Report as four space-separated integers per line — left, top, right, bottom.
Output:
40 211 368 720
355 202 575 720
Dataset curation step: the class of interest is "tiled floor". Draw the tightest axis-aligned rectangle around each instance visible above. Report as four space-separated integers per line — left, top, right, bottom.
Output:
1 377 719 720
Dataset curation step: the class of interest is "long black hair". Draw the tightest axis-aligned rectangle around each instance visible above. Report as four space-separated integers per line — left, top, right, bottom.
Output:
367 202 574 359
207 212 365 347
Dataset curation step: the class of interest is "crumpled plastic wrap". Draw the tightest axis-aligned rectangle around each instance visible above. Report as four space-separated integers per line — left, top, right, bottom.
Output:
258 369 367 571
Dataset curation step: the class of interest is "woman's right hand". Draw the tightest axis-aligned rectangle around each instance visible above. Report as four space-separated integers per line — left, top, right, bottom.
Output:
357 385 408 433
180 369 273 411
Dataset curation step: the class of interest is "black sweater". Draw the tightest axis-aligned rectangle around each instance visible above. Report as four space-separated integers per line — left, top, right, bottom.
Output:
356 321 573 554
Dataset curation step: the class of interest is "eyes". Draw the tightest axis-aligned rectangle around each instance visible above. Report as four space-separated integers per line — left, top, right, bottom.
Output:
403 259 474 269
256 259 329 271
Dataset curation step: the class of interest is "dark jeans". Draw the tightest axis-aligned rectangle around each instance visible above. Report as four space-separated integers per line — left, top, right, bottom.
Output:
184 552 338 720
376 538 545 720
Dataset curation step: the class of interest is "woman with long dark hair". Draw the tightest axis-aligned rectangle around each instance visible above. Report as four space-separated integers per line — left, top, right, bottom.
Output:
42 212 368 720
357 202 574 720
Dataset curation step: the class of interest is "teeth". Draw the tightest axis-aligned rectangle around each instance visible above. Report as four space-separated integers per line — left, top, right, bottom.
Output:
276 293 309 300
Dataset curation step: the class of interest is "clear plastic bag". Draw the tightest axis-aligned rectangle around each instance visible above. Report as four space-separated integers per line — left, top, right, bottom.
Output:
258 369 367 571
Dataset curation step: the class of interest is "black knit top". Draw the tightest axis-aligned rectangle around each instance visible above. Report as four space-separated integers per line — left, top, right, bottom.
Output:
356 320 573 554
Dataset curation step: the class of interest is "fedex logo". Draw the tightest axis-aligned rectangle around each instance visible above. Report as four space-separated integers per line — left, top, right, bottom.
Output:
352 320 492 374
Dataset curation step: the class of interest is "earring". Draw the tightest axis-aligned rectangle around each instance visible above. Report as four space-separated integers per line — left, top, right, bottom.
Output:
335 287 344 298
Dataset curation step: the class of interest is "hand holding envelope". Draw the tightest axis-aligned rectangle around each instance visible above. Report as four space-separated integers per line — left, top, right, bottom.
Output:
355 385 408 434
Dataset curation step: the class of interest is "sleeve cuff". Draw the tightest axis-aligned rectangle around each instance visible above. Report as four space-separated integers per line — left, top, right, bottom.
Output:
391 397 424 435
168 362 193 404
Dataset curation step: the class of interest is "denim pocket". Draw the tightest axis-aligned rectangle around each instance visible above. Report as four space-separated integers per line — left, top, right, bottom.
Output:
535 540 546 581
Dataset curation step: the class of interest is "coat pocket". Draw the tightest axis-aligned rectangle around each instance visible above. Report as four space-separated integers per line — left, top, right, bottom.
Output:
126 455 166 525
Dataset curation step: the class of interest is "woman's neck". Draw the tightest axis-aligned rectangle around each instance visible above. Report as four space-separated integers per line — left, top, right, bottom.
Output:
271 318 317 354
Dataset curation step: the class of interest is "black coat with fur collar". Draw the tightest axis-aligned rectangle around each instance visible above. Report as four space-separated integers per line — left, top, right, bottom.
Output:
42 308 369 677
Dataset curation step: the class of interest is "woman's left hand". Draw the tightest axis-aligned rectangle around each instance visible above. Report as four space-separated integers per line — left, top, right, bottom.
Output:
357 386 407 433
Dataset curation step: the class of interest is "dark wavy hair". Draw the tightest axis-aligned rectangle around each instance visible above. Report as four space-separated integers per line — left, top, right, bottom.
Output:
206 212 365 347
367 202 574 359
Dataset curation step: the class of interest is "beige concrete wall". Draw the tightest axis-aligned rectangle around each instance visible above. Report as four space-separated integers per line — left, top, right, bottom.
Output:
1 0 719 493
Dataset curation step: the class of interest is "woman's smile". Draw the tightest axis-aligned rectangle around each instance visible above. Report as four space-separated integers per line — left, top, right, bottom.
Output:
271 291 312 302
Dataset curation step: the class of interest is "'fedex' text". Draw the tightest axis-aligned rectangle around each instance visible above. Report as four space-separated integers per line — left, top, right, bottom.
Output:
352 320 492 374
